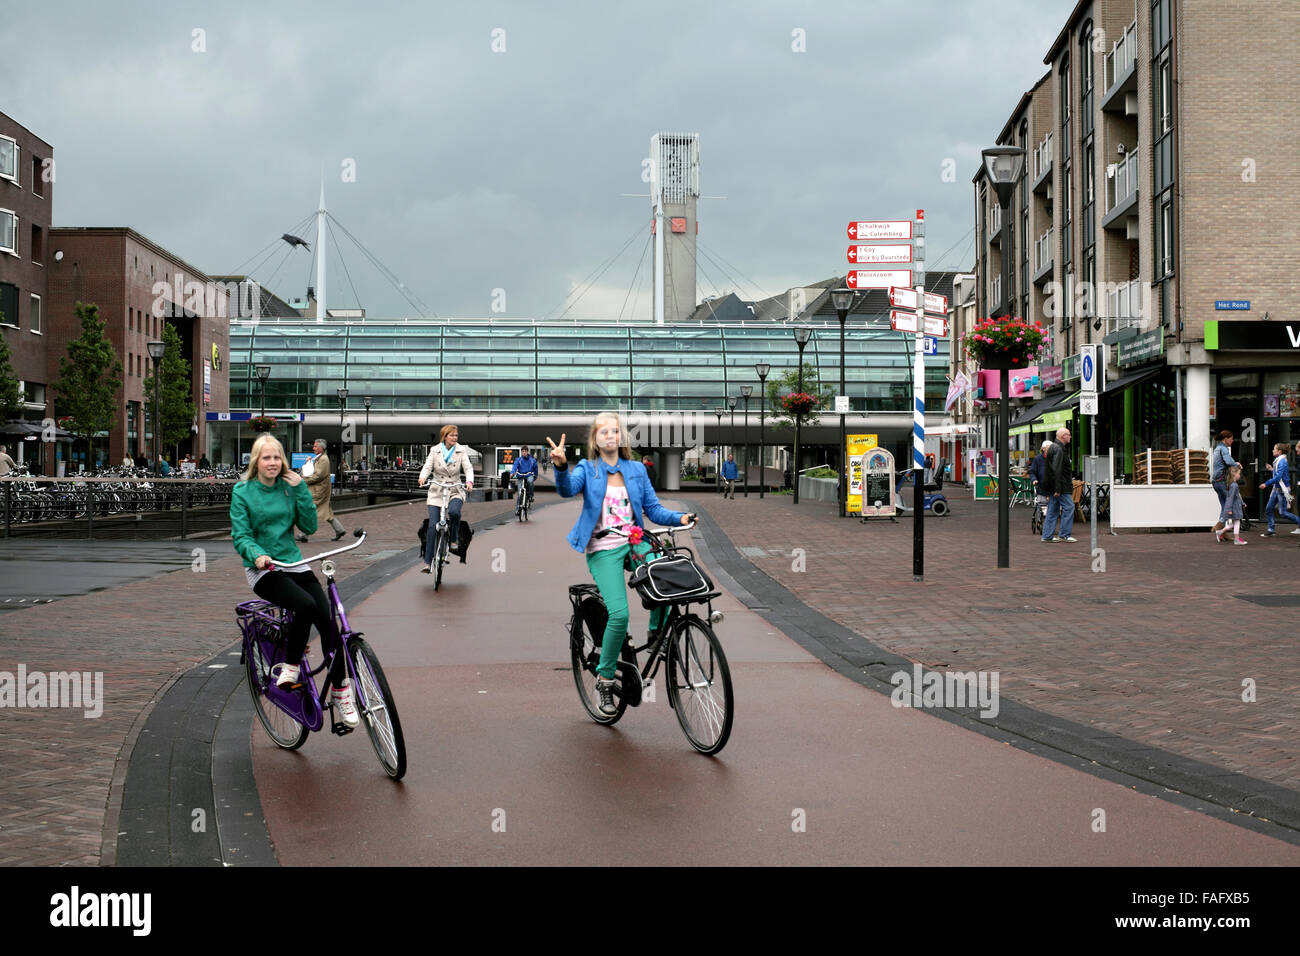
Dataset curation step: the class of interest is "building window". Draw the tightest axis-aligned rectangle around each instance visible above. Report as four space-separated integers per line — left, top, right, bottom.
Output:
0 283 17 327
0 209 16 255
29 293 41 334
31 154 44 197
1156 195 1174 277
0 136 17 184
30 223 43 265
1152 0 1171 54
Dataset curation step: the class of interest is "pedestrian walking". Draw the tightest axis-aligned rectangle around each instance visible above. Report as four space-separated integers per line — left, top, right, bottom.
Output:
1040 427 1076 542
721 453 739 498
299 439 347 542
1259 442 1299 537
1216 463 1248 545
1210 430 1237 535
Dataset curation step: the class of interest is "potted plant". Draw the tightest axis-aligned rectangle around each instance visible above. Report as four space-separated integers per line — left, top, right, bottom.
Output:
962 317 1048 369
248 415 278 433
781 391 819 418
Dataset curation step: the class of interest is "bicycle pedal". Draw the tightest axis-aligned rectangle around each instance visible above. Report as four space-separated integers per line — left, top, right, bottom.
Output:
331 718 356 736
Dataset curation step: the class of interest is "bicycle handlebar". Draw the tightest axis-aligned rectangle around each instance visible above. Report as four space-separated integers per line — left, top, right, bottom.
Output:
593 518 697 539
269 530 367 570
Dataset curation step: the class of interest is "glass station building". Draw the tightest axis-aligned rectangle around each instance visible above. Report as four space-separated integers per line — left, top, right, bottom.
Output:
217 280 961 481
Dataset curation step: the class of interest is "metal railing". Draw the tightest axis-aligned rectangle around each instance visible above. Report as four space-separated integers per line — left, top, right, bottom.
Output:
1 476 236 539
1035 229 1053 271
991 274 1002 306
1105 280 1142 333
1107 152 1139 211
1032 132 1053 180
1104 20 1137 93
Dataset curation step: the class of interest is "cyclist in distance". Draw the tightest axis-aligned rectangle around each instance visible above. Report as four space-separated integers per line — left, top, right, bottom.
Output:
510 445 539 514
230 433 358 726
418 424 475 571
548 412 693 716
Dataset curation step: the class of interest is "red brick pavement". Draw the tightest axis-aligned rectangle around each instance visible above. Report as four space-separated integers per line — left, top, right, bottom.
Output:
0 494 519 866
683 488 1300 793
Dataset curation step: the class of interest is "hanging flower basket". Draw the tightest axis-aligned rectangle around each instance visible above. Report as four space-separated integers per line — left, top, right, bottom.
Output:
962 316 1048 370
248 415 278 433
781 391 819 417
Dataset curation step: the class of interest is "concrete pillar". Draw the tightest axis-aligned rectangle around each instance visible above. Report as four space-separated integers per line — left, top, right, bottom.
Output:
1185 366 1211 450
660 449 681 491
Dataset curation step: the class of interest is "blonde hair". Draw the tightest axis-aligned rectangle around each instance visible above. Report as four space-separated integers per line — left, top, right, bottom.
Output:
439 424 459 445
587 411 633 461
244 433 289 482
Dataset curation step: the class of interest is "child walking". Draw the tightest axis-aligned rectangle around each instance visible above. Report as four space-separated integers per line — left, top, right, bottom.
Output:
1217 463 1247 545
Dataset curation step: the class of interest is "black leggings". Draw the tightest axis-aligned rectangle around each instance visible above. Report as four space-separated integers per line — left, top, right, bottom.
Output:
253 570 347 686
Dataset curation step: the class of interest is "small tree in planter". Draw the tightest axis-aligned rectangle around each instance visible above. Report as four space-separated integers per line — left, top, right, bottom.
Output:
961 316 1048 369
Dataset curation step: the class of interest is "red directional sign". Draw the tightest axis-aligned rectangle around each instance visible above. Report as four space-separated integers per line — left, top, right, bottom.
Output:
847 244 913 264
846 220 912 241
889 285 948 315
846 269 912 290
890 310 948 337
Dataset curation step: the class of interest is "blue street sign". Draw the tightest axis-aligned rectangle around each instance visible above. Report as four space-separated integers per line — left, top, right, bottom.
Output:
923 336 939 355
1214 300 1250 311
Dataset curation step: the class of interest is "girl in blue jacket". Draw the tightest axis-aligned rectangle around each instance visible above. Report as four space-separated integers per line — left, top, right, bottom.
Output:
548 412 693 715
1259 442 1299 536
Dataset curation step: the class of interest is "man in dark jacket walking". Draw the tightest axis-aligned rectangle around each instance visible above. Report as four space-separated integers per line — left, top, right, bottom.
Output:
1040 427 1076 542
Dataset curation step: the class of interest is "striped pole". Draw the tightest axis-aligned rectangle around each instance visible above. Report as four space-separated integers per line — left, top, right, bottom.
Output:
912 211 926 581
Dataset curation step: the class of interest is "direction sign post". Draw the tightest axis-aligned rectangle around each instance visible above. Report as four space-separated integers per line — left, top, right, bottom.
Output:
1079 345 1102 555
847 269 912 290
911 210 926 581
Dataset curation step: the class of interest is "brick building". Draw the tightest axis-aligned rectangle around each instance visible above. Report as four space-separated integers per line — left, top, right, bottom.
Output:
46 228 230 469
960 0 1300 502
0 111 54 468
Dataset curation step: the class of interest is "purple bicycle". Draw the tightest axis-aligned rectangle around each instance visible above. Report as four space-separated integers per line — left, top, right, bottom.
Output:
236 530 407 780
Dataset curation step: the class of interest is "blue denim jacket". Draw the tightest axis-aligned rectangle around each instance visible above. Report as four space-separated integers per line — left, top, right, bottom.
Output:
555 457 684 553
1263 455 1291 490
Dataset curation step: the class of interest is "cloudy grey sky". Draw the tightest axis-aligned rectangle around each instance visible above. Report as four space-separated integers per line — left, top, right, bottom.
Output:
4 0 1066 319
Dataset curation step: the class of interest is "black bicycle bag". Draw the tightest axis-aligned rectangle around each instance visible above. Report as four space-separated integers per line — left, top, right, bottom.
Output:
628 554 713 609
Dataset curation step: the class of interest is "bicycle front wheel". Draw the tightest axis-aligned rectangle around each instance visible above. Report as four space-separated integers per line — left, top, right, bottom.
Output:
348 637 406 780
245 632 309 750
570 598 626 725
434 527 448 591
667 617 733 754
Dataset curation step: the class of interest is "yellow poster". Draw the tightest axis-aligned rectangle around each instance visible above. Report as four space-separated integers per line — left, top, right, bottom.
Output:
845 434 878 514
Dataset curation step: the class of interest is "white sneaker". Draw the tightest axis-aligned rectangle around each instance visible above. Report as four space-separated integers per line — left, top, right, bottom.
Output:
330 680 361 727
273 663 301 688
1289 528 1300 535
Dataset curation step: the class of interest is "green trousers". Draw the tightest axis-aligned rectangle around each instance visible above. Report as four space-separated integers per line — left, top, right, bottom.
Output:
586 542 669 680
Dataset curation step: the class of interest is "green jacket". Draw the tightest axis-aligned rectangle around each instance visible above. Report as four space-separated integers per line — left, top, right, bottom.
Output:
230 477 318 568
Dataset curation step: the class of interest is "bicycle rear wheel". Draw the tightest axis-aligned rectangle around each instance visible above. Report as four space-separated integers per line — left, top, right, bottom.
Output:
667 617 733 754
348 637 406 780
245 631 309 750
570 597 627 725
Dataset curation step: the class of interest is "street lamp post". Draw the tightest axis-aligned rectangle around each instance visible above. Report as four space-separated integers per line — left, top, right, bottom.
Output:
714 407 724 494
830 289 856 518
755 363 770 498
255 364 271 419
147 341 165 478
740 385 752 497
727 396 738 484
982 145 1027 569
363 395 372 475
336 387 349 466
792 327 812 504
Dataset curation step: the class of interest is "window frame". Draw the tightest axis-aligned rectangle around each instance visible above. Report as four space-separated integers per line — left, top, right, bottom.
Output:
0 136 18 185
29 293 41 335
0 208 17 256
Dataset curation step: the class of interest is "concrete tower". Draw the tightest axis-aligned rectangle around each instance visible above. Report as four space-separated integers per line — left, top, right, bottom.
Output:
650 132 700 324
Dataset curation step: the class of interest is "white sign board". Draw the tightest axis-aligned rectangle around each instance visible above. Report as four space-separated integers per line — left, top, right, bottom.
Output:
835 396 850 414
1081 394 1098 416
847 220 912 241
888 286 948 315
847 244 913 264
1080 345 1099 395
847 269 912 290
890 310 948 337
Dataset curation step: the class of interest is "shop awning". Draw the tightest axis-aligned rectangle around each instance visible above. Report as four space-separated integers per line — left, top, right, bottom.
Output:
1102 366 1164 396
1009 394 1063 428
1009 392 1079 436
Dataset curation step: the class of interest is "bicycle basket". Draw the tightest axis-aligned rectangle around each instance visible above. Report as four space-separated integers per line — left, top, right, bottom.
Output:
627 554 713 609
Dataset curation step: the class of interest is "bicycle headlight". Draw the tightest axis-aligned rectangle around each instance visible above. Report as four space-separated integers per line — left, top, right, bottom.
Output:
710 610 724 625
321 559 337 578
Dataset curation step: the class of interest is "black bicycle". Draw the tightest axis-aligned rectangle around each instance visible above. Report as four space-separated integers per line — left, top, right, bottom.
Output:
567 521 733 755
514 476 532 522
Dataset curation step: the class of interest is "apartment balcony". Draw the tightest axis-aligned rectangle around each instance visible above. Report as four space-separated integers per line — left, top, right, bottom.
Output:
1102 280 1143 342
1031 132 1053 195
1101 20 1138 113
1032 228 1054 285
1102 152 1139 229
988 204 1003 246
990 274 1003 313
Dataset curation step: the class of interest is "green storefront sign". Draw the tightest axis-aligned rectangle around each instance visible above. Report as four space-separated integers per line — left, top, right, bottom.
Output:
1118 328 1164 367
1062 354 1079 381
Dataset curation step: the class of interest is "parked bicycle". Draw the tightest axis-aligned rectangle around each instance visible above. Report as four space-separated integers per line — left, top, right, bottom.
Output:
236 530 406 779
567 520 733 754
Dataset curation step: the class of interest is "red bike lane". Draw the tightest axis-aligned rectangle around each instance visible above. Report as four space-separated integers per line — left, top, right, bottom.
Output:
252 501 1300 866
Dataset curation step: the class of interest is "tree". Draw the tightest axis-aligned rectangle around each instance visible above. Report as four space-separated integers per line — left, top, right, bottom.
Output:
52 302 123 470
0 321 22 421
763 362 834 432
143 322 196 463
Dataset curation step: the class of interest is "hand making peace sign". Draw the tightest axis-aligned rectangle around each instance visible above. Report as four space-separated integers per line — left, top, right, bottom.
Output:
546 434 566 468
